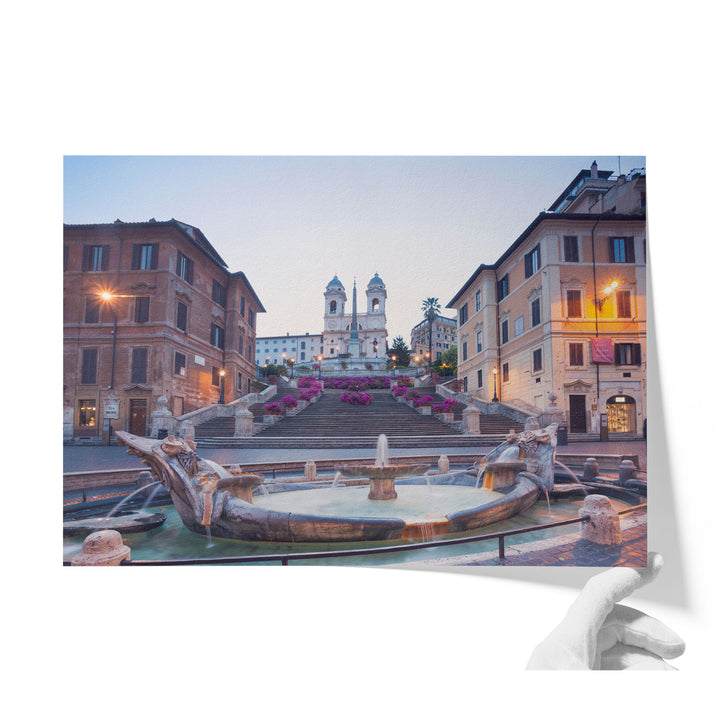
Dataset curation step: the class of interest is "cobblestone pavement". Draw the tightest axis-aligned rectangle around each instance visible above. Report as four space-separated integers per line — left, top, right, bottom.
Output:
396 511 647 568
62 439 649 473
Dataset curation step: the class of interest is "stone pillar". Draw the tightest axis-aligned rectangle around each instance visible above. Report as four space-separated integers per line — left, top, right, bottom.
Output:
70 530 131 566
304 461 317 482
579 495 622 545
438 455 450 474
151 396 176 438
583 457 600 482
463 405 481 435
618 459 637 486
234 407 255 437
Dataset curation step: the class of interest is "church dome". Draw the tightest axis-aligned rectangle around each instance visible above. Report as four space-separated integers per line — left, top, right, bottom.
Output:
367 273 385 288
326 275 345 291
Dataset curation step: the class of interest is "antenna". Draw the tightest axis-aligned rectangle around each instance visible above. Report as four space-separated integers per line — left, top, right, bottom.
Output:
618 156 622 175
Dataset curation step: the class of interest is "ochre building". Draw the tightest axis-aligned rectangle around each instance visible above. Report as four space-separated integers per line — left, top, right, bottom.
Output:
448 164 646 436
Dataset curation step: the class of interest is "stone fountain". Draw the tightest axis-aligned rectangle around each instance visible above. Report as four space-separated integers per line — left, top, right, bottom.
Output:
335 434 431 500
113 425 567 544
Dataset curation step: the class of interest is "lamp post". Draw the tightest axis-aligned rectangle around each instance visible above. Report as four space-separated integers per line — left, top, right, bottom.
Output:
317 355 323 379
391 355 397 377
414 355 421 377
218 369 226 404
492 367 499 402
289 357 296 379
425 351 431 374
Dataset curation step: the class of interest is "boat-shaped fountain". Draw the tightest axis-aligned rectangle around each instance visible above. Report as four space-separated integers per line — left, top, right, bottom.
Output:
113 424 567 544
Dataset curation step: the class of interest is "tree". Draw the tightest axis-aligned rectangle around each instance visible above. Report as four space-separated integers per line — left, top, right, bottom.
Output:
434 345 457 376
421 297 441 363
387 336 411 367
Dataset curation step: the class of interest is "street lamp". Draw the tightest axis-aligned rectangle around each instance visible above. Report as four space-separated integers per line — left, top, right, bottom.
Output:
414 355 421 377
317 354 323 379
288 357 296 379
218 369 226 404
391 355 397 377
492 367 499 402
425 351 431 373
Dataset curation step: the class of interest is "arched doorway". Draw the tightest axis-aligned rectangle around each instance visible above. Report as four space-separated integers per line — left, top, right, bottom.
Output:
606 395 636 433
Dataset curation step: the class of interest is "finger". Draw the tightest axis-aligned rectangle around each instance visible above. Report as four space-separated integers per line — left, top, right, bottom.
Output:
596 604 686 659
552 553 664 668
599 643 679 671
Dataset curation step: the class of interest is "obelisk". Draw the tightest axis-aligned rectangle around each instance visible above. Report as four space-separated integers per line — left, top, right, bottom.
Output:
348 278 361 360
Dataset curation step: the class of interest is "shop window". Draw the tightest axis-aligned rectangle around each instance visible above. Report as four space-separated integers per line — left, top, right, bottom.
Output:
78 399 97 427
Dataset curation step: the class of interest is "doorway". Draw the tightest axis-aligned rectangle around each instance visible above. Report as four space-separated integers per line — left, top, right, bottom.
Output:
606 395 636 433
569 394 587 433
129 399 147 436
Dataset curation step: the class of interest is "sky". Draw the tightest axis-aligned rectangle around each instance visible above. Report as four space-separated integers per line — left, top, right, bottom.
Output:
63 155 645 345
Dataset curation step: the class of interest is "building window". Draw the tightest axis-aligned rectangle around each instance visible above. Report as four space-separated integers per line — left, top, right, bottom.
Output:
176 251 194 283
176 301 188 331
616 289 632 318
78 399 97 427
514 315 524 337
301 352 306 361
238 334 244 356
615 343 642 366
81 349 97 385
566 289 582 318
211 366 220 386
568 343 584 366
497 274 509 301
330 300 337 314
524 244 541 278
248 309 255 329
532 348 543 372
174 351 186 376
609 237 635 263
462 341 468 361
475 289 483 312
240 296 246 317
531 298 541 327
463 376 468 392
131 243 158 270
131 348 148 384
212 280 227 308
210 323 225 349
134 296 150 323
477 369 483 388
502 362 509 383
501 320 509 344
459 303 468 325
82 245 109 271
564 236 579 262
476 329 483 353
84 298 100 324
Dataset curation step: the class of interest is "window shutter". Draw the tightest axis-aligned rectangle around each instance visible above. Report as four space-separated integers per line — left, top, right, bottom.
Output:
176 251 182 276
609 237 616 262
131 244 141 269
536 246 541 270
151 243 159 269
627 238 636 263
613 344 621 365
82 245 92 271
187 258 194 284
131 348 148 384
177 301 187 331
101 246 109 271
525 253 532 278
633 343 642 365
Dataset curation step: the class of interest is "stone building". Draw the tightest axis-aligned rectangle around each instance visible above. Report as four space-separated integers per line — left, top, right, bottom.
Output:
410 315 457 363
255 332 323 369
448 164 646 436
63 218 264 441
321 274 389 361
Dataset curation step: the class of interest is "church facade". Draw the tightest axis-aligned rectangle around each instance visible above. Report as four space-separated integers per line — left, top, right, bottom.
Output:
322 274 388 361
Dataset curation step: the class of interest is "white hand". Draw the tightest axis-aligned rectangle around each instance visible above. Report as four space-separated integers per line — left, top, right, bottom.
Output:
527 553 685 670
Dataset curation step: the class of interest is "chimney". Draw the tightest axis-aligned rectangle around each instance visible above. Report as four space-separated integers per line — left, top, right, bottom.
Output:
590 161 598 179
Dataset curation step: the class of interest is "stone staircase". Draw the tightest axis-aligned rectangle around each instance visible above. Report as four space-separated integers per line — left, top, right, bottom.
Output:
193 388 525 447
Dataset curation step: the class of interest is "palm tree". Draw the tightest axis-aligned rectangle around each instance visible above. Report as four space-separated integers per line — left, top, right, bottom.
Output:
421 297 441 366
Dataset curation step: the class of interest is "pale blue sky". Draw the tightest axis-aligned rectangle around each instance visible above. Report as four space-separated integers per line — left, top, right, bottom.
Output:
64 155 645 344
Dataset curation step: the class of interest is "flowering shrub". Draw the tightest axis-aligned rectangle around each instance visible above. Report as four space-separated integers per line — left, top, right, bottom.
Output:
396 376 414 387
298 376 320 388
264 402 282 415
281 395 298 409
339 391 373 406
265 374 280 385
405 389 420 402
392 385 408 398
413 394 436 408
432 399 463 414
312 363 320 370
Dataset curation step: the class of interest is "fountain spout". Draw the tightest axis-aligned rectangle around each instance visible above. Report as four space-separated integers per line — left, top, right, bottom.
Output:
375 434 389 468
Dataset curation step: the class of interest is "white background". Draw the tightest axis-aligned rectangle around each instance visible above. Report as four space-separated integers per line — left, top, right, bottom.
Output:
4 1 717 716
